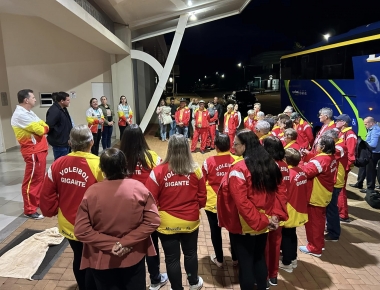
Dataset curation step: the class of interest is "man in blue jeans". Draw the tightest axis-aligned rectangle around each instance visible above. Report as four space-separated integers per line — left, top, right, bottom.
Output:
169 97 177 137
46 92 73 160
324 129 348 241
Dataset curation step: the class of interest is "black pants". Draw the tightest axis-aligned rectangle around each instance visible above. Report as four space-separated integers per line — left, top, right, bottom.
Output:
88 257 145 290
119 125 127 139
205 210 237 263
91 129 102 156
281 227 297 265
158 229 199 290
230 233 268 290
146 231 161 284
357 166 366 187
68 239 87 290
367 153 380 190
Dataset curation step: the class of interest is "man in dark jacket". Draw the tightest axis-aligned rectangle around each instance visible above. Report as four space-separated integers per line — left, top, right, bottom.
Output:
213 96 223 131
46 92 73 160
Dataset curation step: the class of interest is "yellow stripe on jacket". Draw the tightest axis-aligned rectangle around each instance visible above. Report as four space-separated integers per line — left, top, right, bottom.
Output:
281 203 308 228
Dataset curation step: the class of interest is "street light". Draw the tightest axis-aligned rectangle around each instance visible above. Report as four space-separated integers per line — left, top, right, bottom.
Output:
216 72 218 75
221 74 225 78
204 75 207 78
238 63 242 67
323 33 330 40
169 77 173 83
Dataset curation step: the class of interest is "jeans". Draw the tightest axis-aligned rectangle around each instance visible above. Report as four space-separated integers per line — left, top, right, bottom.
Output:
159 123 167 141
52 146 70 160
158 229 199 290
91 129 102 156
176 126 189 138
169 120 176 137
205 210 237 263
366 153 380 191
326 187 342 240
230 233 268 290
146 231 161 284
88 257 145 290
281 227 297 265
101 125 113 149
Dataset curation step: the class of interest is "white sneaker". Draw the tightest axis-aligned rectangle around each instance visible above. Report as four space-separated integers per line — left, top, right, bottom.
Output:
291 259 297 268
149 273 168 290
279 261 293 273
189 276 203 290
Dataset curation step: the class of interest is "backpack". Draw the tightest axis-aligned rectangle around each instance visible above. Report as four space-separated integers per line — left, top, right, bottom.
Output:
365 192 380 209
354 136 372 167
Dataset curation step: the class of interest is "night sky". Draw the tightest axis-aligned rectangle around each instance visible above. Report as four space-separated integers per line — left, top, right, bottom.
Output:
165 0 380 91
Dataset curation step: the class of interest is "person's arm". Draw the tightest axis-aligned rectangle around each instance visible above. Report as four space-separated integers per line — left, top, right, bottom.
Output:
145 170 160 203
40 166 59 217
195 167 207 208
45 106 60 131
118 191 160 248
117 104 127 122
156 106 162 115
99 106 109 126
74 198 119 252
304 124 314 147
228 169 270 231
299 159 320 179
17 113 49 136
367 128 380 148
345 133 357 168
127 107 133 124
86 108 99 126
210 111 218 123
184 109 190 126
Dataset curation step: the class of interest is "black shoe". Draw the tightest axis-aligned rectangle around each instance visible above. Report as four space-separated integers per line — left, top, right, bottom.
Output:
210 147 215 150
324 233 338 242
269 277 278 286
266 280 270 289
359 188 367 193
349 183 363 189
200 150 205 154
24 212 44 220
340 217 351 223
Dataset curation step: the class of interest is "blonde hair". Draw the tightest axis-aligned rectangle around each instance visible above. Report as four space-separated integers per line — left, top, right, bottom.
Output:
227 104 234 110
163 134 198 175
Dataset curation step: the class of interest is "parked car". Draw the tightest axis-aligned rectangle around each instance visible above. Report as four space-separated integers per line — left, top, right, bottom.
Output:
222 90 258 112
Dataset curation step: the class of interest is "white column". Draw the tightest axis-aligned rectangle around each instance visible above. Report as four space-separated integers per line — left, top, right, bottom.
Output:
137 14 189 133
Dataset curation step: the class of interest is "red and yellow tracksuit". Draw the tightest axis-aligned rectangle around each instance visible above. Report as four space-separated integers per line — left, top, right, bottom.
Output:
284 140 301 151
223 111 239 153
145 163 207 234
300 153 337 254
244 117 256 132
191 108 210 152
271 126 282 137
294 118 314 149
202 152 236 213
312 121 335 152
259 133 272 145
206 111 219 149
86 107 105 133
11 105 49 215
217 159 288 235
266 160 289 279
175 106 190 127
40 151 103 240
338 127 357 219
117 104 133 126
334 140 348 189
131 150 161 184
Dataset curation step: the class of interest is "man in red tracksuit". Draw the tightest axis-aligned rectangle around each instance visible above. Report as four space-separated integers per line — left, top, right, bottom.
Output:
312 107 335 152
191 100 210 154
244 110 256 132
290 112 314 149
335 114 357 222
299 136 337 257
223 104 239 154
206 103 219 150
175 98 191 138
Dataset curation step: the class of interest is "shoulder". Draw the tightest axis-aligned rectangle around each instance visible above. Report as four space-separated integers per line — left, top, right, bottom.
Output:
194 166 203 179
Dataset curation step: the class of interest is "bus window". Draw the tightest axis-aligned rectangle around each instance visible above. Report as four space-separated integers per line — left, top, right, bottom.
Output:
316 47 345 79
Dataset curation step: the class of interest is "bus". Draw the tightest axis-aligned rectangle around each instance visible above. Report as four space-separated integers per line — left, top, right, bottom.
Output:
280 22 380 138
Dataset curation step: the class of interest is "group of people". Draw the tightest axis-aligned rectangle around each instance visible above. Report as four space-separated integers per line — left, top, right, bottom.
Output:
10 88 380 290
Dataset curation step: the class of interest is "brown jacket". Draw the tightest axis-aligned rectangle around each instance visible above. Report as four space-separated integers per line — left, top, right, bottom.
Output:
74 178 160 270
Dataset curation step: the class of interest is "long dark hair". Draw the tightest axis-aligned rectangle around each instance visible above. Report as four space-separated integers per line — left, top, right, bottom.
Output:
119 124 154 176
236 130 282 194
100 148 127 180
262 136 285 161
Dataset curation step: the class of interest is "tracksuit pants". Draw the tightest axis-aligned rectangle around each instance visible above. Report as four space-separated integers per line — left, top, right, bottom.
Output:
305 204 326 254
206 125 216 149
338 171 350 219
265 226 282 278
191 128 208 152
281 227 297 265
227 133 235 154
22 150 47 215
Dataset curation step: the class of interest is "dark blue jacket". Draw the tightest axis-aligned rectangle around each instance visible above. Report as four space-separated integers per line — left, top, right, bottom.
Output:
46 102 73 147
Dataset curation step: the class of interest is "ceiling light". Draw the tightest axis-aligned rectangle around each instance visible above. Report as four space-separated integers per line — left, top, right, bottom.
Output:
187 1 193 6
189 12 197 21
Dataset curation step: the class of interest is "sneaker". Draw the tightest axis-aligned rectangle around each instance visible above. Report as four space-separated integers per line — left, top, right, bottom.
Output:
279 261 293 273
299 246 321 257
291 259 298 268
24 212 44 220
269 277 278 286
339 217 351 223
266 280 270 289
324 233 338 242
189 276 203 290
149 273 168 290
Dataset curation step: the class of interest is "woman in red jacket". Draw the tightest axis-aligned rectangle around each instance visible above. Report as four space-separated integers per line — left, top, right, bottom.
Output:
145 134 206 290
217 129 287 290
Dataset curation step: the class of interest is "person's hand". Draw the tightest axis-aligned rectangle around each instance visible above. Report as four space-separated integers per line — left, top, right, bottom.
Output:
99 119 104 124
108 121 114 126
300 148 310 157
268 215 279 231
112 242 132 257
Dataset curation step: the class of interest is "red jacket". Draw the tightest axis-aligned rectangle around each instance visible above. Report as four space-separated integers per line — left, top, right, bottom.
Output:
145 163 206 234
244 117 256 131
209 110 219 125
284 140 301 151
223 112 239 135
175 107 191 127
276 160 290 221
339 127 357 169
334 140 348 188
294 119 314 149
300 153 337 207
202 152 236 213
282 166 308 228
217 159 287 235
131 150 161 184
194 108 210 129
271 126 282 137
312 121 335 151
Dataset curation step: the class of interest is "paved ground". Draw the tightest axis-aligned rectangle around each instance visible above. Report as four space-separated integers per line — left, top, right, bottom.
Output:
1 125 380 290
